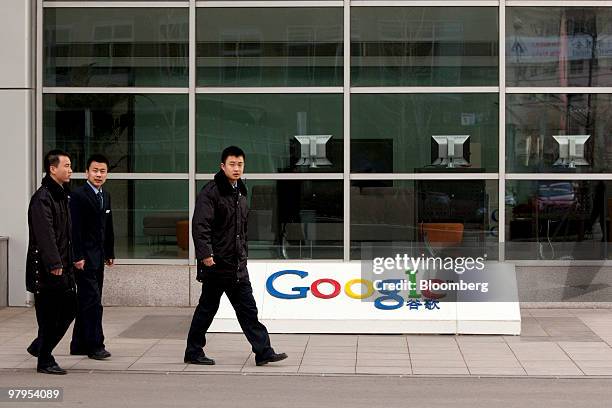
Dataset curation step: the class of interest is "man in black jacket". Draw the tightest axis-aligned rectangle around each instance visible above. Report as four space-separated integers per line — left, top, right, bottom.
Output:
184 146 287 366
26 149 76 375
70 154 115 360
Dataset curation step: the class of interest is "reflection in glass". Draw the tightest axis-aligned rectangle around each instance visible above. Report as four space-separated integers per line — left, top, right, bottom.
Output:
351 94 498 173
351 7 498 86
507 7 612 87
44 8 188 86
197 8 343 86
44 94 188 173
196 94 343 173
72 180 188 260
350 180 498 260
197 179 343 259
506 94 612 173
506 180 611 260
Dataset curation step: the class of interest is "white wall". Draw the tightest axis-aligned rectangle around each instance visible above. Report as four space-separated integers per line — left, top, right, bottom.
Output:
0 0 34 306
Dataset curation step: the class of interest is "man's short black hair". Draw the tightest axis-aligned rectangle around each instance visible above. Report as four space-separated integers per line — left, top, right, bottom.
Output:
44 149 71 174
86 154 110 170
221 146 246 163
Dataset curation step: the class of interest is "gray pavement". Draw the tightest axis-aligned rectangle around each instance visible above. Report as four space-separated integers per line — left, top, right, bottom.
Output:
1 307 612 377
1 372 612 408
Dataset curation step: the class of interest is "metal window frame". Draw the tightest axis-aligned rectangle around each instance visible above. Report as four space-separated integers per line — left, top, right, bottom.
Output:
37 0 612 266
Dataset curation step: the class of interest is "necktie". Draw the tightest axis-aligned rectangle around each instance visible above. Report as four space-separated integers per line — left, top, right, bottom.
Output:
96 191 103 210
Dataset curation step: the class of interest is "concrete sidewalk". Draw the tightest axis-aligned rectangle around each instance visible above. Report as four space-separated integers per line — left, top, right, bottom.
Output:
1 307 612 377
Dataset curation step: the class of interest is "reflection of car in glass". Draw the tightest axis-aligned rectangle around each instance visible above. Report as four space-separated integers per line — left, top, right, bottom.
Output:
536 182 576 211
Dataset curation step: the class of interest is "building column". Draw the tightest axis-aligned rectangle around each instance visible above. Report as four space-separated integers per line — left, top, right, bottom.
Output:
0 0 34 306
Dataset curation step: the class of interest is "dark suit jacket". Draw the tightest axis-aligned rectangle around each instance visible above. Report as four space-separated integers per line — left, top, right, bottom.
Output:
70 183 115 271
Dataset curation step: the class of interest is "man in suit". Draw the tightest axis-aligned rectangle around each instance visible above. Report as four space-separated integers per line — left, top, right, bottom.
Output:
70 154 115 360
184 146 287 366
26 149 76 375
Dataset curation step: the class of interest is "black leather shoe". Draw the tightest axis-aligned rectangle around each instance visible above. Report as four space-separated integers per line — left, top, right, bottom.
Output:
37 364 67 375
256 352 288 366
70 350 88 356
88 349 111 360
184 354 215 365
27 344 39 358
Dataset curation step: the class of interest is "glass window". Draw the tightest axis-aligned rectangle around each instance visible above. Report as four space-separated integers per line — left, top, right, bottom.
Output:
506 180 611 260
43 94 188 173
351 94 498 173
196 8 343 87
196 94 343 173
72 180 189 260
350 180 499 260
197 179 343 259
507 7 612 87
351 7 498 86
506 94 612 173
44 8 189 87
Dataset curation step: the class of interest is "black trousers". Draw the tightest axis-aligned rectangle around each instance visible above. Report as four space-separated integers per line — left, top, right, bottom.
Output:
30 289 76 368
71 267 105 353
185 275 274 362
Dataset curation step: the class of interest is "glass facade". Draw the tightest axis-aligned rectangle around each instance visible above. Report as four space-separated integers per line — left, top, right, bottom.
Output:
196 94 343 173
40 3 612 262
44 8 189 87
43 94 188 173
506 93 612 173
351 93 498 173
351 7 499 86
196 8 343 87
506 180 611 260
506 7 612 87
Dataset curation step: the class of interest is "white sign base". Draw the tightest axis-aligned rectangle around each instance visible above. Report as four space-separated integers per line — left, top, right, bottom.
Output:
205 262 521 335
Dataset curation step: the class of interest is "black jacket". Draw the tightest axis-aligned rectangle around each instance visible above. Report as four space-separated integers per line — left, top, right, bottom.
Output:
26 175 75 293
70 183 115 271
192 171 249 279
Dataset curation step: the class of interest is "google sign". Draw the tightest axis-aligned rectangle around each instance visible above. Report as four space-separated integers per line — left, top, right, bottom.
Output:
265 269 448 310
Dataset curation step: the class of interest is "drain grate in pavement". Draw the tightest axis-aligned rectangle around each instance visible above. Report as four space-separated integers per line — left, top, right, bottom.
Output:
118 315 191 339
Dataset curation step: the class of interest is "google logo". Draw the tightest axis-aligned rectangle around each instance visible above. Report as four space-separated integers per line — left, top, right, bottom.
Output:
265 270 446 310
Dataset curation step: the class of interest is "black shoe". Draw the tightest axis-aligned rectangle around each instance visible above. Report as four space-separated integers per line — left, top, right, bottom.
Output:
88 349 111 360
184 354 215 365
70 350 88 356
256 352 288 366
27 344 39 358
37 364 67 375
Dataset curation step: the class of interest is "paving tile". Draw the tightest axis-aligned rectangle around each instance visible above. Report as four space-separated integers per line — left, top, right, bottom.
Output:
467 367 527 376
356 352 410 360
182 364 242 372
299 359 356 367
573 360 612 368
298 365 356 374
523 366 584 376
356 359 411 367
302 352 356 360
455 336 506 343
355 366 412 375
412 367 469 375
242 365 299 373
578 367 612 375
464 359 522 368
411 360 467 368
563 352 612 361
520 360 581 370
127 363 187 372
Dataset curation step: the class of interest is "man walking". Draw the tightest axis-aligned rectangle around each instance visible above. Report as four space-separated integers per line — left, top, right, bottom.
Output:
70 154 115 360
184 146 287 366
26 149 76 375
